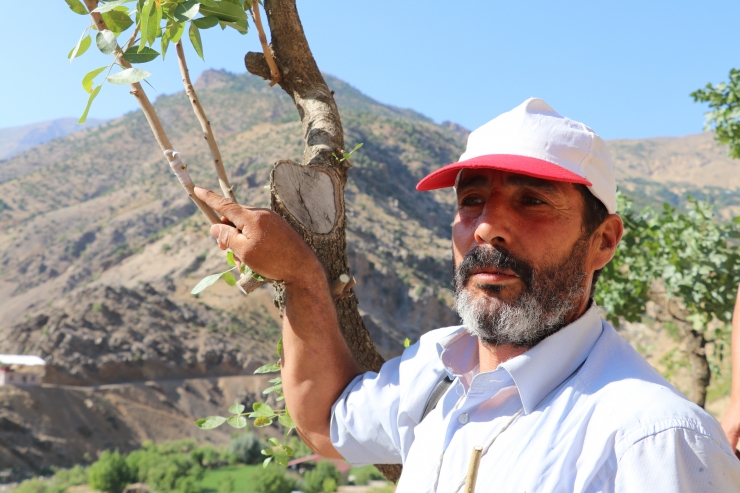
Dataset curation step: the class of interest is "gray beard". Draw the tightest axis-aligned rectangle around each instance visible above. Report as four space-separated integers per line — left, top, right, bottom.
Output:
454 240 589 348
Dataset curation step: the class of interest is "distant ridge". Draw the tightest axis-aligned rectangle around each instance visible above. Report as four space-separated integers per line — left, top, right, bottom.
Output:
0 117 106 160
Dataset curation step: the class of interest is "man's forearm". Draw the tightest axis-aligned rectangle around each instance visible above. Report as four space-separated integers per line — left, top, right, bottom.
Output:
280 262 363 457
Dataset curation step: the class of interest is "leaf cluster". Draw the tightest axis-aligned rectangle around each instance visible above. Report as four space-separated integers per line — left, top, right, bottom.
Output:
65 0 255 122
196 339 296 467
597 192 740 333
691 68 740 158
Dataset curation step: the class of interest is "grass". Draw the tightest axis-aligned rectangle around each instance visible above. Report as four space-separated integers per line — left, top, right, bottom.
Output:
200 465 261 493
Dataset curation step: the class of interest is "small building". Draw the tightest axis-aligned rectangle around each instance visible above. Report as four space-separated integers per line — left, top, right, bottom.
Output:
0 355 46 387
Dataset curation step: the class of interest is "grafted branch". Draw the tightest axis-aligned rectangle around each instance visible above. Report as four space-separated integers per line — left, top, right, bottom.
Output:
250 1 281 86
175 40 237 202
82 0 220 225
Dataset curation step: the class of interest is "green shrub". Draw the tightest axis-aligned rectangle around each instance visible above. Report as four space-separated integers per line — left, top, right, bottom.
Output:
126 442 203 493
254 466 298 493
321 477 337 493
304 462 340 493
190 445 221 469
228 433 264 465
88 450 132 493
12 478 48 493
352 465 384 486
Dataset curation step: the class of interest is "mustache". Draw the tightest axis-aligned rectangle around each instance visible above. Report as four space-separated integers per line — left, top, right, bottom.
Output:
454 245 534 290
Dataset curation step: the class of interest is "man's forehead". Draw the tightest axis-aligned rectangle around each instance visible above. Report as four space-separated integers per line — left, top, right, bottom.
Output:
455 169 562 193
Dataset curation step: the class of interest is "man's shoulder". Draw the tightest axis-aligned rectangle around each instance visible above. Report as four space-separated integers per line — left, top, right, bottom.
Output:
574 320 730 454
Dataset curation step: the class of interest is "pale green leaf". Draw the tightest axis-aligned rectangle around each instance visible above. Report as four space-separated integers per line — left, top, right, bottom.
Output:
65 0 88 15
253 417 273 427
174 0 200 22
261 448 273 456
403 337 410 348
123 45 160 63
106 67 151 84
101 9 134 34
193 16 219 29
252 402 274 417
68 34 92 61
93 0 132 13
195 415 227 429
191 270 228 295
199 1 247 23
278 413 295 429
221 272 236 286
254 363 280 374
78 85 102 124
226 251 236 267
262 457 272 468
82 66 107 93
251 271 265 282
228 403 245 414
189 23 204 59
267 438 279 447
226 415 247 428
217 19 248 34
95 30 118 55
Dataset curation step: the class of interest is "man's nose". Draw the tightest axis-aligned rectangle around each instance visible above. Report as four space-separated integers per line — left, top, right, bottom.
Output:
474 198 514 246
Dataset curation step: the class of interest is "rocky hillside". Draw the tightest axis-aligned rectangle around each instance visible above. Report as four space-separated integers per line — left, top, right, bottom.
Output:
0 118 105 161
1 69 739 472
0 70 465 388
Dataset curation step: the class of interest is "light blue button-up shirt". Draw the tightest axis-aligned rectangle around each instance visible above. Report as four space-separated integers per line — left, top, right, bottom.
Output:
331 304 740 492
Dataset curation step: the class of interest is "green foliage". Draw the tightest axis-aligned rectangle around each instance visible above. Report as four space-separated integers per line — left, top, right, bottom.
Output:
253 466 298 493
304 462 340 493
66 0 254 121
11 479 47 493
322 478 338 493
692 68 740 158
351 465 384 486
126 441 204 493
228 432 264 465
597 193 740 374
88 450 132 493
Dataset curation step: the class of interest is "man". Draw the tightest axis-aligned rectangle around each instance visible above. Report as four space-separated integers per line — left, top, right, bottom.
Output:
195 99 740 491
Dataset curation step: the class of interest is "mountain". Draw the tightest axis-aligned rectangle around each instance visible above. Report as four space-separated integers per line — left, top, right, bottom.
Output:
0 118 106 161
0 69 739 471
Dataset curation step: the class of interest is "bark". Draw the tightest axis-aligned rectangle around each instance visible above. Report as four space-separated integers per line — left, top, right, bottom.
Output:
650 289 710 408
244 0 400 482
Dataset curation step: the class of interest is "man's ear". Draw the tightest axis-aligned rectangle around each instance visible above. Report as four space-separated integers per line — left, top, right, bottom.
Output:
589 214 623 271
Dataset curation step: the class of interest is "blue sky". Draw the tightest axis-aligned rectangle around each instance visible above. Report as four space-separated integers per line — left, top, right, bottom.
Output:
1 1 738 139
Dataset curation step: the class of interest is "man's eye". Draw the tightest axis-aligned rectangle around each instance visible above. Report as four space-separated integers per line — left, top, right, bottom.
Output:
460 196 484 207
522 196 545 205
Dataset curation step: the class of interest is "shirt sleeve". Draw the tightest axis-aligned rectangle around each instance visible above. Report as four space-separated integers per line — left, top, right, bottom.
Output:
612 427 740 492
329 327 456 466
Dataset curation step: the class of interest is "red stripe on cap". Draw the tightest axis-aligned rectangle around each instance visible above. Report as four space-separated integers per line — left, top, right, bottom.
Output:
416 154 592 191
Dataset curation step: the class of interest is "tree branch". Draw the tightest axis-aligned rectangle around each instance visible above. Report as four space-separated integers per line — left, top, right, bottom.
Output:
175 40 237 202
250 1 282 86
82 0 220 225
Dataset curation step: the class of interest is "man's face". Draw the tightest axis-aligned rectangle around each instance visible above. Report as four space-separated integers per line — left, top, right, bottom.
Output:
452 169 596 347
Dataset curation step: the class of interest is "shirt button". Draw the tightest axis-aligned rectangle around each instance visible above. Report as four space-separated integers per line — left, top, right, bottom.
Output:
458 413 469 425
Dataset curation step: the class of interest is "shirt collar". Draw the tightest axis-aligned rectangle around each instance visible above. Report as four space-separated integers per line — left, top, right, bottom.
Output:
436 303 603 414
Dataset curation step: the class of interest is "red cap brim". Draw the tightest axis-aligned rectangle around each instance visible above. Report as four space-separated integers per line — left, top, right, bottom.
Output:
416 154 592 191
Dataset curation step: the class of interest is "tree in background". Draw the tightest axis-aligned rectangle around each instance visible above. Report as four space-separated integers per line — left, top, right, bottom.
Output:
87 450 131 493
303 462 340 493
692 68 740 158
227 432 264 464
253 465 298 493
597 194 740 407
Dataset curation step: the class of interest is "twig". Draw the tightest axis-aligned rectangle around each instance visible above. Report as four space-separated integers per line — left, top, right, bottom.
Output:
82 0 220 225
175 41 237 202
250 1 281 86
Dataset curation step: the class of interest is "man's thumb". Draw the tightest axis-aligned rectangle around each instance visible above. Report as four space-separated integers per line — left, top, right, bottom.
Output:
210 223 241 250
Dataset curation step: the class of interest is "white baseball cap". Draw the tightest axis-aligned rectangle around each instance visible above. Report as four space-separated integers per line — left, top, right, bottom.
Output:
416 98 617 213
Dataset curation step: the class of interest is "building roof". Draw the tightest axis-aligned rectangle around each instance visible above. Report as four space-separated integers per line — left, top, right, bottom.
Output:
0 355 46 366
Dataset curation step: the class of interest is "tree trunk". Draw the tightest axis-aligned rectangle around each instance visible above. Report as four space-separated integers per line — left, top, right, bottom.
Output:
650 289 710 408
244 0 402 482
676 320 710 408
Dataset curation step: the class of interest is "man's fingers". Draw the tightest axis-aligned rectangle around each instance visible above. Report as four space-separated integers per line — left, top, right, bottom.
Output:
210 224 247 256
195 186 243 224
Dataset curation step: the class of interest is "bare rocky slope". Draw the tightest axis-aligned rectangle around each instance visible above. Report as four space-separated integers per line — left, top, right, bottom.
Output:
0 69 739 473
